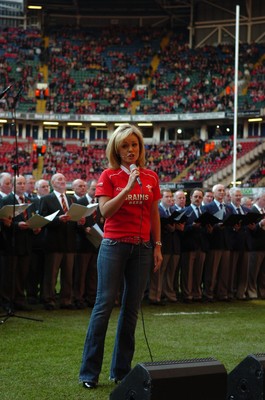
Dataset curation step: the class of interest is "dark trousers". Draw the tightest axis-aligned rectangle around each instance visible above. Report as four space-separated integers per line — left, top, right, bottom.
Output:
73 252 97 305
204 249 230 300
1 254 30 306
43 252 74 306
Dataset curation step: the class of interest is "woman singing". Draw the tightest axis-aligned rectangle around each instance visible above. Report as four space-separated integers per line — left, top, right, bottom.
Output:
79 123 162 389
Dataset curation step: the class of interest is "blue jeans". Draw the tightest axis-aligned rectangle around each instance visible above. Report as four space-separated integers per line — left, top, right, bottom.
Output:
79 238 153 383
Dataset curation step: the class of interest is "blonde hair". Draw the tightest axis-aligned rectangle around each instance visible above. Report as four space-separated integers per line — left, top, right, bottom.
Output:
106 124 146 169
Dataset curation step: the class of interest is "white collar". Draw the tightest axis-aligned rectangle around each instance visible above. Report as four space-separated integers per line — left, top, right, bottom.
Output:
120 165 131 174
53 190 66 201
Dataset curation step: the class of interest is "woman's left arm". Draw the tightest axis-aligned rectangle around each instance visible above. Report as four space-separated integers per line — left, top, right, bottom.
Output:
150 200 163 272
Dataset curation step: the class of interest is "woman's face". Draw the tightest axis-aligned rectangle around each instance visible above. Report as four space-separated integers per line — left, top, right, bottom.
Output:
118 133 140 168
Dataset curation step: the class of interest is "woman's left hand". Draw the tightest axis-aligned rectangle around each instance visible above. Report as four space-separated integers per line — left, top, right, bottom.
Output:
153 247 163 272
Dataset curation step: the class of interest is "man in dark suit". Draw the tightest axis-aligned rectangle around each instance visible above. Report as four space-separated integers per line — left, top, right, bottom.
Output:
247 192 265 299
24 174 37 199
26 179 50 304
202 188 213 206
0 172 12 199
172 190 186 211
71 179 87 201
1 174 38 311
39 173 81 310
181 188 209 303
149 188 182 305
0 172 12 309
225 187 252 300
73 179 100 309
202 183 233 302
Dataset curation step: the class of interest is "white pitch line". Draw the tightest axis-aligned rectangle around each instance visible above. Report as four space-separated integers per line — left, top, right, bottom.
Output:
154 311 220 316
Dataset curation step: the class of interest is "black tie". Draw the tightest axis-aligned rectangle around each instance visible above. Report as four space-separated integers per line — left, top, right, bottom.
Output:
166 209 170 216
196 206 201 216
237 207 242 215
220 204 223 210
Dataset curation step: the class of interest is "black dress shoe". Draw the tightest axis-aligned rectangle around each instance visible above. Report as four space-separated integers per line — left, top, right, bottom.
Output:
75 301 86 309
183 298 193 304
44 303 56 311
83 381 97 389
167 298 178 303
149 300 166 306
218 297 231 302
14 303 33 311
193 298 202 303
2 303 15 314
27 297 39 305
202 296 215 303
60 304 76 310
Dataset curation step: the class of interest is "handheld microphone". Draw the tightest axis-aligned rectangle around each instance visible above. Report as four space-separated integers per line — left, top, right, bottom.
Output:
0 84 13 100
130 164 142 186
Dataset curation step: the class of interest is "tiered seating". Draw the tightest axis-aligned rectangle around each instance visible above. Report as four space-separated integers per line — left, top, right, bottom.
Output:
45 27 161 115
245 158 265 186
1 27 265 115
145 142 193 182
139 39 265 114
0 27 42 113
42 141 108 182
0 136 263 187
0 138 33 174
177 141 257 182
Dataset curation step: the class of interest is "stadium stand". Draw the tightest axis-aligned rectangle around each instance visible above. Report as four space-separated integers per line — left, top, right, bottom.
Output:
0 21 264 186
1 26 264 117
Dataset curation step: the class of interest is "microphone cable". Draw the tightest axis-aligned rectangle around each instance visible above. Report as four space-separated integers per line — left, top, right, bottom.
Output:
136 175 154 363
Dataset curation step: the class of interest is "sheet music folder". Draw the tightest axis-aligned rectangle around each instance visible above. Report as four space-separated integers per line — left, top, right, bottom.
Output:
222 212 263 226
195 211 221 226
161 210 187 225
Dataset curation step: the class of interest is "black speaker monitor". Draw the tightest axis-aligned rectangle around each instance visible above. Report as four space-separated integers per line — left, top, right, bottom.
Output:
109 357 227 400
227 353 265 400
